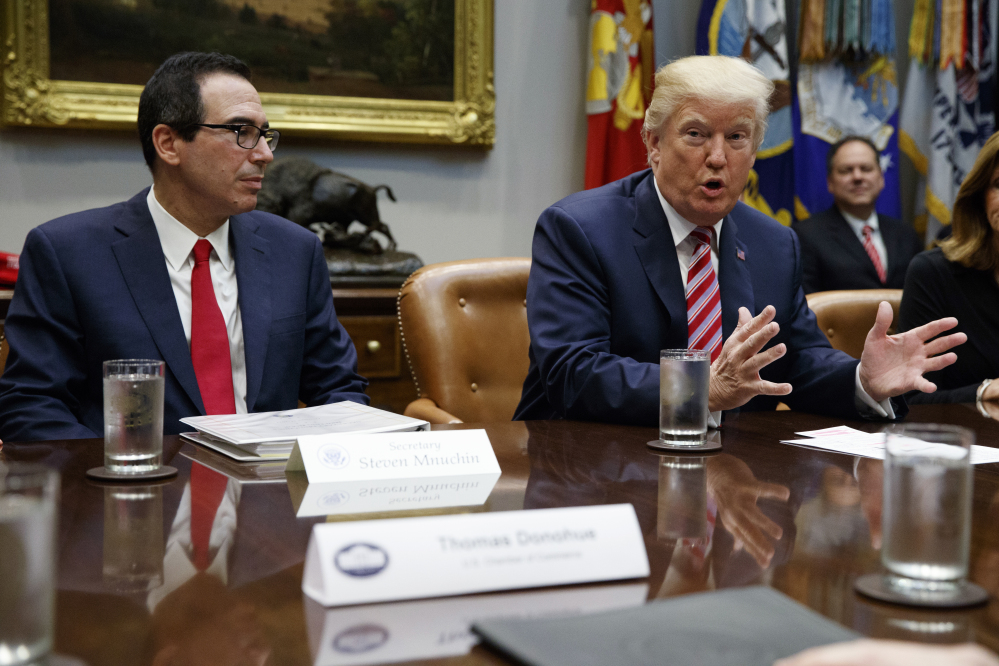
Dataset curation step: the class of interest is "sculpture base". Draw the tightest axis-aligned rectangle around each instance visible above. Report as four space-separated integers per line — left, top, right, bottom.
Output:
325 248 423 282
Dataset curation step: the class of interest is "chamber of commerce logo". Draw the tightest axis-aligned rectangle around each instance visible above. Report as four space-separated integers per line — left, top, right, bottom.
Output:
333 623 389 653
318 490 350 508
318 444 350 470
334 543 389 577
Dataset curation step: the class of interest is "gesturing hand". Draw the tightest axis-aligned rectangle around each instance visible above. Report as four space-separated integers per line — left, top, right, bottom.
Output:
858 302 966 402
709 305 792 412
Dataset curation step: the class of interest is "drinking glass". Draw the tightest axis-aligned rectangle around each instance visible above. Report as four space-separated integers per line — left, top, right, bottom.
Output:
855 423 986 607
649 350 716 451
103 359 165 474
0 463 59 666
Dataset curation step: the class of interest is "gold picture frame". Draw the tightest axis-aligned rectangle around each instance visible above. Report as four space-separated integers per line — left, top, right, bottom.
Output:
1 0 494 146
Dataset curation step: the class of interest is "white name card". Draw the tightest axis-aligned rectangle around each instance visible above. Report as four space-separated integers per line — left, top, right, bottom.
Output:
302 504 650 607
305 583 649 665
289 473 501 518
287 430 500 483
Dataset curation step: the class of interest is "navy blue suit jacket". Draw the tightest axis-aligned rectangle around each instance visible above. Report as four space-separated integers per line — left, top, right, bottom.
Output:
514 170 871 426
0 189 368 441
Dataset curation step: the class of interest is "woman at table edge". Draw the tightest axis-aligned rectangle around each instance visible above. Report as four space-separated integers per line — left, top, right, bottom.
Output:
899 130 999 412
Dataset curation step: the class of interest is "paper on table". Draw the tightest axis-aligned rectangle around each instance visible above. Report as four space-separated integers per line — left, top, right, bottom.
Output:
781 426 999 465
180 402 428 445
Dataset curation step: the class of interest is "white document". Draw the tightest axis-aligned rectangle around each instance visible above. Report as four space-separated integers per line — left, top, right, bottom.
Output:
305 583 649 666
302 504 650 607
180 402 428 445
290 473 501 518
781 426 999 465
287 430 500 483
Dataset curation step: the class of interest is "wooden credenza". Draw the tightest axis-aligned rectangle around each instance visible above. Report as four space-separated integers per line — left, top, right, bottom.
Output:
332 286 417 414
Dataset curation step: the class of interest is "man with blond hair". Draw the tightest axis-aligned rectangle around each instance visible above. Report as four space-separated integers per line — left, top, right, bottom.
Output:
514 55 964 425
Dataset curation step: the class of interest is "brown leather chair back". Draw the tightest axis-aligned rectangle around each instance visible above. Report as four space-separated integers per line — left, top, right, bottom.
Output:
0 289 13 377
806 289 902 359
398 258 531 423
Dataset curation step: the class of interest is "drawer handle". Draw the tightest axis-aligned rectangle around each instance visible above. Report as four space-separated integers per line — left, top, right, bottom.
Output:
366 340 382 354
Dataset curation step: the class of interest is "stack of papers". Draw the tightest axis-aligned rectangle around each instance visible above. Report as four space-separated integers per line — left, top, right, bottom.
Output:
180 402 429 462
781 425 999 465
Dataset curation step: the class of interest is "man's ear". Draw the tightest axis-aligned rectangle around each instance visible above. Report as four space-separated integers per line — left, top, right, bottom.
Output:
151 124 183 167
644 131 661 169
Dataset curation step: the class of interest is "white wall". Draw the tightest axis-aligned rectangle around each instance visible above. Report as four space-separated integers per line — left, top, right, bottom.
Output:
0 1 594 265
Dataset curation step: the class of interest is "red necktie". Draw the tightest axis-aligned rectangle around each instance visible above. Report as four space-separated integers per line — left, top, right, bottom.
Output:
190 239 236 415
190 462 229 571
862 225 887 284
687 228 722 362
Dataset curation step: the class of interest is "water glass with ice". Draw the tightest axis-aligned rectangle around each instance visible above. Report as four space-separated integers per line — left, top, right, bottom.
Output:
103 359 165 475
0 463 59 666
654 349 710 449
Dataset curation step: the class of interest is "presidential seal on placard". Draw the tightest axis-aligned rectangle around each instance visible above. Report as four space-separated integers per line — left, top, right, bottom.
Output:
318 491 351 509
335 543 390 577
333 624 390 654
319 444 350 470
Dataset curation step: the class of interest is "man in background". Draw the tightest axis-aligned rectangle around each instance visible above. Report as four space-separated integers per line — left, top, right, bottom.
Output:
0 52 367 442
794 136 923 294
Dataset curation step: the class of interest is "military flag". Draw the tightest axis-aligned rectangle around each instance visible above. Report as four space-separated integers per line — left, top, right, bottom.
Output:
793 0 902 222
898 0 998 242
585 0 655 189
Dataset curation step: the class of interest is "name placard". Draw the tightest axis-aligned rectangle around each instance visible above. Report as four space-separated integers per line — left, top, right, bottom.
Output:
305 583 648 665
287 430 500 483
302 504 649 607
288 473 501 518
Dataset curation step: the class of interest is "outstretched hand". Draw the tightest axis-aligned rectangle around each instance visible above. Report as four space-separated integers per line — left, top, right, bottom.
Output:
709 306 792 412
858 302 966 403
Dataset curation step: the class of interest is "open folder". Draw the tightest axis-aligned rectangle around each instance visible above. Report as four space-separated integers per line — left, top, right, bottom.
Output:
472 586 860 666
180 402 429 462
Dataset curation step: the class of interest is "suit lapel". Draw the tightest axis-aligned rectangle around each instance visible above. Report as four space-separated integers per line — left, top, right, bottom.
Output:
717 212 754 338
632 175 688 345
110 193 205 413
231 214 271 411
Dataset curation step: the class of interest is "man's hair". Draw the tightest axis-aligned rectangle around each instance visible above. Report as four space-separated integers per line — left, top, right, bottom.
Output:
941 130 999 271
825 135 881 177
642 55 774 152
138 52 252 170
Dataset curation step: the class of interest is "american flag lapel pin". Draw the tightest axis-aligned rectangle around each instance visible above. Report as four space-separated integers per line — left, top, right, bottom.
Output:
737 248 746 261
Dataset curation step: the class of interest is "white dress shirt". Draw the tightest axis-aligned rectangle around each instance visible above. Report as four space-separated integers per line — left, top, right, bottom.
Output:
840 208 888 273
147 186 248 413
652 186 894 419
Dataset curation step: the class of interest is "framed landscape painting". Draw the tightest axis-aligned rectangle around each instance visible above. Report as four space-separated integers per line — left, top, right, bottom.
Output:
1 0 494 145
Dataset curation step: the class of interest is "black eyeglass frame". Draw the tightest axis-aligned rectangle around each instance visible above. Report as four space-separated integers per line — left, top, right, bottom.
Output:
188 123 280 150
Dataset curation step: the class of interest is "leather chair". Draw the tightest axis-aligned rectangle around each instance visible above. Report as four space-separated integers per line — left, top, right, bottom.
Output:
805 289 902 359
399 258 531 424
0 289 13 377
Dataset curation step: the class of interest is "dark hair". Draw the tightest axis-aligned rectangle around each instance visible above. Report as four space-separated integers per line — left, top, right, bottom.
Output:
825 135 881 177
137 52 252 170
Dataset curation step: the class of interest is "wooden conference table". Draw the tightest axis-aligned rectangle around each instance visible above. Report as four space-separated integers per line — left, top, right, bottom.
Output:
6 405 999 665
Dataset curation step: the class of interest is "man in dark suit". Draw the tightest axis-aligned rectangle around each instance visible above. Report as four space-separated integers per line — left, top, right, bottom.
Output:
794 136 923 293
514 56 963 426
0 52 367 441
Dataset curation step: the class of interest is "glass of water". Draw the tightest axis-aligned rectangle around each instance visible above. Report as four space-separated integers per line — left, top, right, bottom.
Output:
0 463 59 666
857 423 986 606
103 359 165 475
650 350 712 451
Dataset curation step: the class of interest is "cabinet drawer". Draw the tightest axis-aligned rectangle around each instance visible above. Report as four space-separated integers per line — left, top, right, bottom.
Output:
340 315 401 379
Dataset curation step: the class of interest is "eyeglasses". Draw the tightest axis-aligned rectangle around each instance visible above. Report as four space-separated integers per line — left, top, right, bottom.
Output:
189 123 281 151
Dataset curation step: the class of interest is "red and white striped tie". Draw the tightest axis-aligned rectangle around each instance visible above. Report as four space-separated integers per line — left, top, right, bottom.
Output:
687 227 722 362
862 225 887 284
